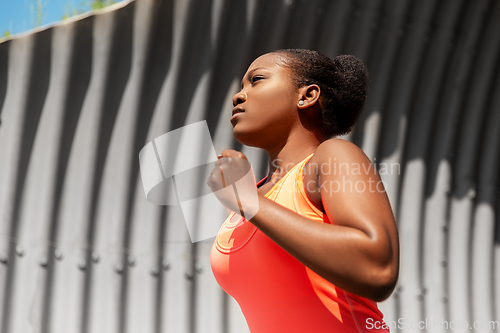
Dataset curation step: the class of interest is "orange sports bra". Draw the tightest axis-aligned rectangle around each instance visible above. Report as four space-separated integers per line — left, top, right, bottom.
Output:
210 154 389 333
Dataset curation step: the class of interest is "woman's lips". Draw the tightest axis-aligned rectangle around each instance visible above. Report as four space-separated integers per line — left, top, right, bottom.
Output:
231 108 244 124
232 107 244 116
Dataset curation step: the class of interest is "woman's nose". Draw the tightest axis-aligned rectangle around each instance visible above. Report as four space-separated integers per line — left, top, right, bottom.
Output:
232 91 247 107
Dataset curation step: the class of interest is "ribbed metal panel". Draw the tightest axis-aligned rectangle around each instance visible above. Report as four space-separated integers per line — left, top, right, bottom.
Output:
0 0 499 332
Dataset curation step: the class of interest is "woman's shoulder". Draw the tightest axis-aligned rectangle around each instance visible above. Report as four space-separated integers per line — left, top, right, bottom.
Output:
302 139 371 212
309 138 370 168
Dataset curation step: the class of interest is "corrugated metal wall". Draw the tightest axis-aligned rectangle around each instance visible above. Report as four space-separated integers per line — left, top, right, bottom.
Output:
0 0 499 332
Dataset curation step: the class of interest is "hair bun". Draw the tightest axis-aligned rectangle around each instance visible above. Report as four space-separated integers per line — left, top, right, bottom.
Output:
331 55 369 132
333 55 369 89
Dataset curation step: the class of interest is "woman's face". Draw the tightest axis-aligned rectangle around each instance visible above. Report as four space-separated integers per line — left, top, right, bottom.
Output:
231 52 300 148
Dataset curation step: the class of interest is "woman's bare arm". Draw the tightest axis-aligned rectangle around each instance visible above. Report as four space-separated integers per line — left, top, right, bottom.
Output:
243 139 399 302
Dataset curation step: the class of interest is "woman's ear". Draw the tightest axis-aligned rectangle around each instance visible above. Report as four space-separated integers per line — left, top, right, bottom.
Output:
297 84 320 109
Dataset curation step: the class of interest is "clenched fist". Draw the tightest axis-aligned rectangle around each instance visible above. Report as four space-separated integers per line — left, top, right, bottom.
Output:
206 149 259 220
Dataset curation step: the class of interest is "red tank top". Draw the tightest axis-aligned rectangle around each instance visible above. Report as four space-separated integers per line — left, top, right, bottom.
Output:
210 154 389 333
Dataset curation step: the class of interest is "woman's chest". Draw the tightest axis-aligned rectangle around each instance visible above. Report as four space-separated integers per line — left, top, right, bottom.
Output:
211 221 308 294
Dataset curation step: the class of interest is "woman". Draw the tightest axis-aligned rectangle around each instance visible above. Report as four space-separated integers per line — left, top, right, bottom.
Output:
207 49 399 333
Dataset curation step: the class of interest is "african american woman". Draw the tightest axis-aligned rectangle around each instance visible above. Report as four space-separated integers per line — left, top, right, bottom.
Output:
207 49 399 333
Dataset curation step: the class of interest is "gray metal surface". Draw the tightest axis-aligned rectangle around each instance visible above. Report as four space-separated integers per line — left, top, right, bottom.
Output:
0 0 499 332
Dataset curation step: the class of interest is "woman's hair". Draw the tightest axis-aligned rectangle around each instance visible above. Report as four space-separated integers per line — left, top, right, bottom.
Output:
274 49 369 139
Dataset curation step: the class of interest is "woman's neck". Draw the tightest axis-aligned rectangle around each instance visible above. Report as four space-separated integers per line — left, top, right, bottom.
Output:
263 129 321 184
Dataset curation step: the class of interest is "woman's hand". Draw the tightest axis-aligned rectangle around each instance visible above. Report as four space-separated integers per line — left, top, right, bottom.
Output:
206 149 259 219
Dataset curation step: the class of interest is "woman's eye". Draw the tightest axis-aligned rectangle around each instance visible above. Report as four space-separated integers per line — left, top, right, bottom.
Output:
251 76 264 84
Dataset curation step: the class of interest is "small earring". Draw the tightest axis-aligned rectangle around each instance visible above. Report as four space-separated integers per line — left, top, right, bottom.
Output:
298 100 304 106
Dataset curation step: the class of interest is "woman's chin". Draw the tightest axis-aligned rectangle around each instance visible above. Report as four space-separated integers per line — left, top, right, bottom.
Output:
232 127 261 147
